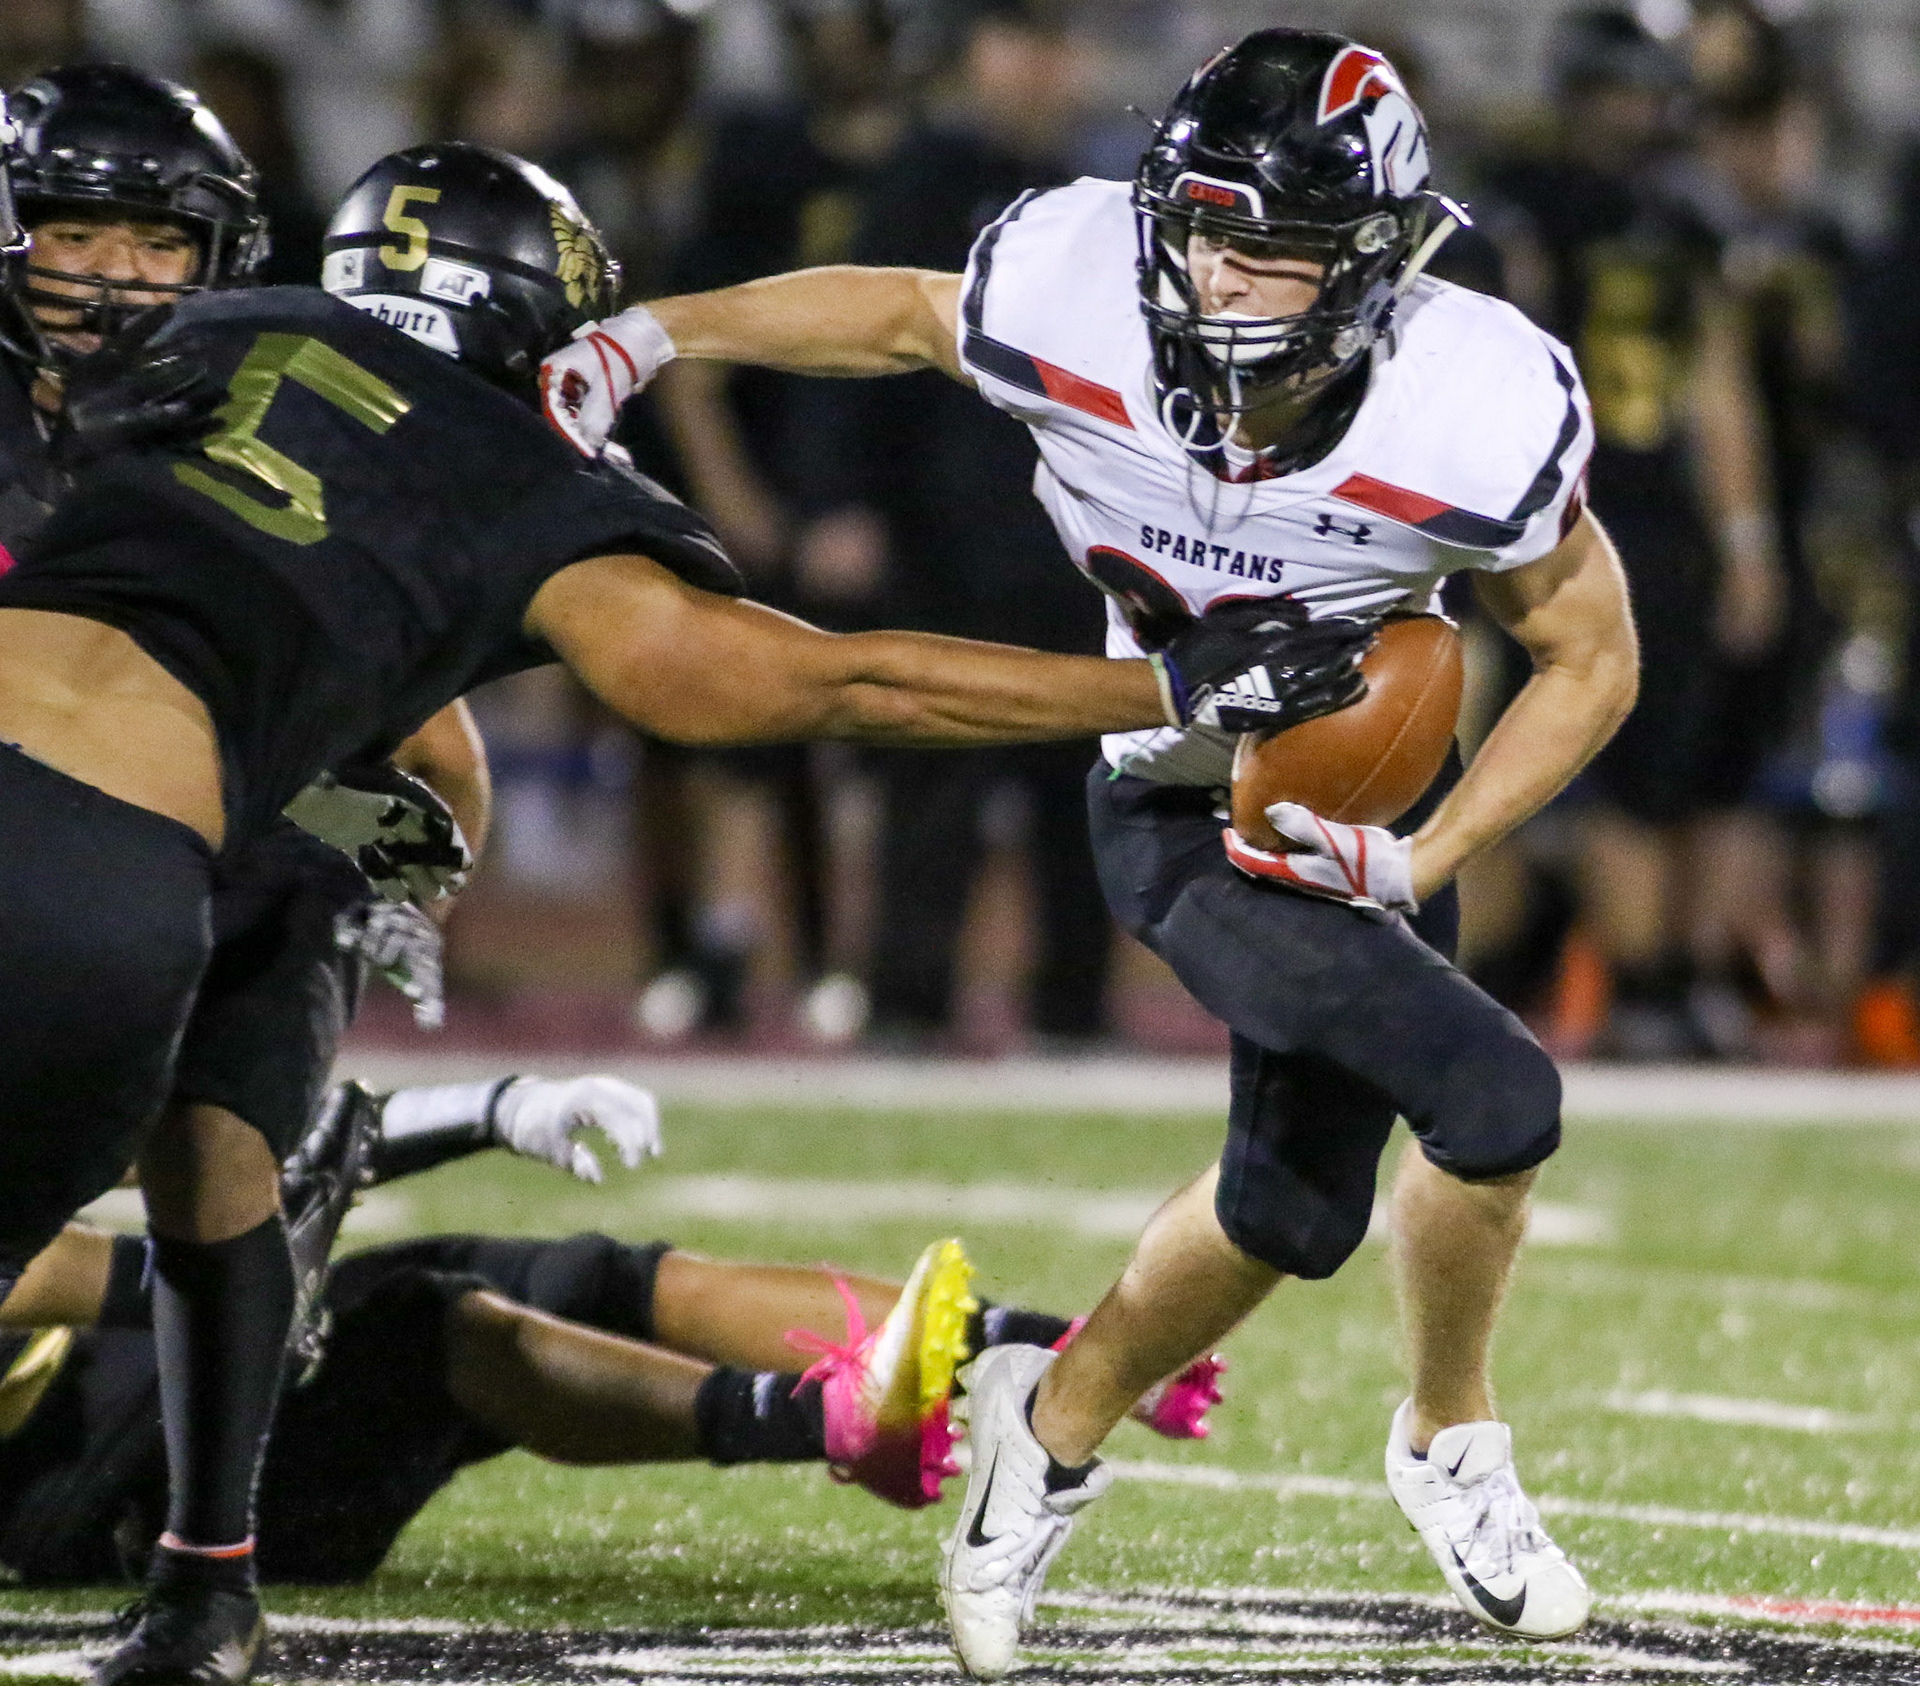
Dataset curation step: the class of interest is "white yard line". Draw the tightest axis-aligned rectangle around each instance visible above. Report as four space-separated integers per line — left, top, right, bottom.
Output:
609 1175 1606 1247
338 1052 1920 1124
1108 1457 1920 1551
1601 1389 1880 1435
71 1188 413 1237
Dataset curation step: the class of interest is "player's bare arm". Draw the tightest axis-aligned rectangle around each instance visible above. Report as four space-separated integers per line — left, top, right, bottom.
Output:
654 267 964 379
1406 509 1638 901
542 269 964 453
527 550 1160 746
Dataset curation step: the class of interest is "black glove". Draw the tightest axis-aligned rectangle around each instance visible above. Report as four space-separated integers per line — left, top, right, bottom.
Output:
284 762 473 906
1154 599 1374 733
53 310 225 469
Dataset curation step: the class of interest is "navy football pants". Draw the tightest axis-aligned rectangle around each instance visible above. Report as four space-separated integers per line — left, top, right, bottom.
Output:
1088 764 1562 1279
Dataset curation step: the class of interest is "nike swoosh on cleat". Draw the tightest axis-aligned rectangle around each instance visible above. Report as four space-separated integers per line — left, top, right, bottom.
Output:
1450 1548 1526 1628
966 1447 1003 1548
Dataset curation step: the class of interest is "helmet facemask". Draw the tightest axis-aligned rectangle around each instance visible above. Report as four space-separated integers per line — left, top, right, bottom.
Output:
11 212 216 365
1135 189 1425 441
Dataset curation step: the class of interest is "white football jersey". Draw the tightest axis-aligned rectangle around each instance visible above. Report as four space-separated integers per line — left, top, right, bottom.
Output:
955 177 1595 786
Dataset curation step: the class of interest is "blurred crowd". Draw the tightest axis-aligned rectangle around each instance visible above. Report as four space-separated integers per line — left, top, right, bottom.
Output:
7 0 1920 1064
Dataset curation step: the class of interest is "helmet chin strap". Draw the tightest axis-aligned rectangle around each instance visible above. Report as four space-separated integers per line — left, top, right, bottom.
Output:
1395 211 1459 303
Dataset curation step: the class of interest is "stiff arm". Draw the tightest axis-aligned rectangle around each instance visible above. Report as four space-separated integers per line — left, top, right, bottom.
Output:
526 551 1163 747
652 267 968 382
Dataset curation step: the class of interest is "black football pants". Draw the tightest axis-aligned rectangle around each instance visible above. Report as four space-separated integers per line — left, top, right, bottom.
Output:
1088 764 1561 1279
0 744 213 1294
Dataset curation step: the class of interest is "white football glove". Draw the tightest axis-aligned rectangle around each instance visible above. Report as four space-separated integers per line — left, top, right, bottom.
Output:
1222 801 1418 913
537 305 677 458
336 902 446 1029
491 1075 664 1183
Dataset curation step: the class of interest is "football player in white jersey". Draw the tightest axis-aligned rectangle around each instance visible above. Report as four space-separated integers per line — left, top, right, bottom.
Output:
541 28 1640 1676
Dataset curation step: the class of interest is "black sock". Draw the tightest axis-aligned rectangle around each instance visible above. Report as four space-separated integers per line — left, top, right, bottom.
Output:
970 1298 1073 1355
97 1234 154 1329
152 1216 295 1555
693 1367 825 1465
1025 1385 1096 1492
148 1538 257 1600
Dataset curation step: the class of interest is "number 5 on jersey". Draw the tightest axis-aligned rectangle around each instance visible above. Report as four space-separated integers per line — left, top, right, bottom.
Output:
173 332 411 544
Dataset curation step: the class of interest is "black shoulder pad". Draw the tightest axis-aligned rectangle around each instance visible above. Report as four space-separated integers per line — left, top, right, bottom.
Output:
593 445 744 598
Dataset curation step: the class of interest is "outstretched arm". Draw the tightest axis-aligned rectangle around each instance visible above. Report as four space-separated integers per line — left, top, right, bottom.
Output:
651 267 966 380
541 270 965 454
528 551 1163 747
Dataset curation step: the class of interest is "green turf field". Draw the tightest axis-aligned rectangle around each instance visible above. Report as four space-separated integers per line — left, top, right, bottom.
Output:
8 1100 1920 1678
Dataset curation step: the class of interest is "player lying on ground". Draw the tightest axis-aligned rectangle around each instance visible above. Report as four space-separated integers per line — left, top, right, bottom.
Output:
541 28 1641 1676
0 1078 1222 1586
0 127 1315 1686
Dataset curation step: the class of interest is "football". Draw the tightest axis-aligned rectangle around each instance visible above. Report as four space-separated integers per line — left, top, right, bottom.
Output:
1230 613 1464 846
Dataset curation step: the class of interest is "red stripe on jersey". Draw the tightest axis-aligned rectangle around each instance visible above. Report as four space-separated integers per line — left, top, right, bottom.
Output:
1032 358 1133 429
1332 473 1453 526
0 542 14 577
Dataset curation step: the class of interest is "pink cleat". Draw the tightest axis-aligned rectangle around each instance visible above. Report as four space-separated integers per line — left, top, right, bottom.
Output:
787 1238 977 1509
1051 1318 1227 1440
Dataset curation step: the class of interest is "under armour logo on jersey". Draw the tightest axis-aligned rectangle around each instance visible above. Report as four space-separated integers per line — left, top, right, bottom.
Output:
1314 512 1373 545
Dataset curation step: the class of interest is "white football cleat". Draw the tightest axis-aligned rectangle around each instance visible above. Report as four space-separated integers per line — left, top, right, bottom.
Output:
940 1344 1112 1680
1385 1399 1591 1639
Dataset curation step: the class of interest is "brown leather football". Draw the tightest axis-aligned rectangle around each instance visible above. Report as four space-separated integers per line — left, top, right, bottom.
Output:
1230 613 1463 845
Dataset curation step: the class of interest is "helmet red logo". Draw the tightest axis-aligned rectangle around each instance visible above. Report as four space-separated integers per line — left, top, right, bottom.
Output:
1317 45 1405 124
1184 180 1239 207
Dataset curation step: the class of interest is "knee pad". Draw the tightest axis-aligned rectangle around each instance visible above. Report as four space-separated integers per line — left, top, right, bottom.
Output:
1415 1029 1562 1182
1214 1157 1377 1281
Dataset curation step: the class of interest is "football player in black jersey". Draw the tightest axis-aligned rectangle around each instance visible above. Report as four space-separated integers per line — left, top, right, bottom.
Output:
0 134 1353 1686
0 67 498 1686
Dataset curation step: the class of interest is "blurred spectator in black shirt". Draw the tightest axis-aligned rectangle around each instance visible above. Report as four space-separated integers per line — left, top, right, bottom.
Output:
808 0 1115 1047
1675 0 1873 1034
1482 6 1787 1059
630 0 906 1042
1850 141 1920 1064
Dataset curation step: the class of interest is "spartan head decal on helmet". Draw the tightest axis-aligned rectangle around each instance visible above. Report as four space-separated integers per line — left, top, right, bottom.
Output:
0 64 267 367
323 142 619 393
1133 29 1466 451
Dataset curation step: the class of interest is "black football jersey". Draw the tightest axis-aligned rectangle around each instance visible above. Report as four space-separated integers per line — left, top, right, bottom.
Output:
0 356 63 560
0 288 738 840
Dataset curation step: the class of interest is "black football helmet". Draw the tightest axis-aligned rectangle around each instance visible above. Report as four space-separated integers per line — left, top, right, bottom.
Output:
0 65 267 366
1135 29 1465 446
322 143 619 394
